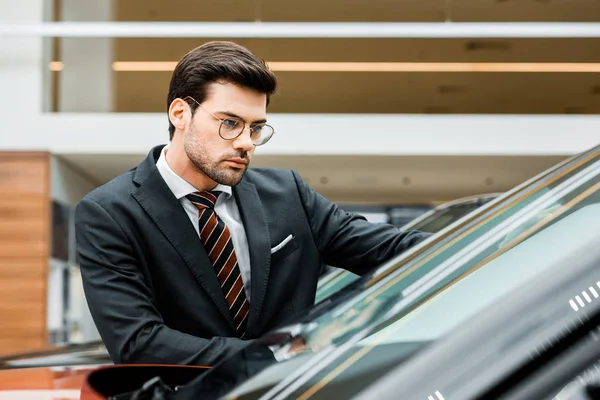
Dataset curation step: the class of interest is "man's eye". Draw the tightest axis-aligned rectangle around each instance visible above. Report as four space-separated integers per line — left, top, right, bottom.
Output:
223 119 241 129
251 125 264 133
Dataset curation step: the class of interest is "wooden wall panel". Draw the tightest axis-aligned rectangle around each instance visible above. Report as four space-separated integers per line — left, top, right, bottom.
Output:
0 152 50 356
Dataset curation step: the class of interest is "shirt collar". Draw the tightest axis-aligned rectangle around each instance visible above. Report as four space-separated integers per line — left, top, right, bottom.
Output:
156 144 233 200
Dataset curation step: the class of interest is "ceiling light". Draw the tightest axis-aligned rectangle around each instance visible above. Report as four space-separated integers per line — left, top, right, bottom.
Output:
112 61 176 71
49 61 64 71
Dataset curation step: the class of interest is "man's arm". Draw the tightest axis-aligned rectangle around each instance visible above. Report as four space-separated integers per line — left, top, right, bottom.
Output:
75 197 249 366
292 171 433 275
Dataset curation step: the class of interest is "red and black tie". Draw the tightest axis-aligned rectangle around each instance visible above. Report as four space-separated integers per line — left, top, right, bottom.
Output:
186 191 249 337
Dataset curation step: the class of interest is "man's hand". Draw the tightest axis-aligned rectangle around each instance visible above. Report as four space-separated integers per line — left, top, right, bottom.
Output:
288 336 307 354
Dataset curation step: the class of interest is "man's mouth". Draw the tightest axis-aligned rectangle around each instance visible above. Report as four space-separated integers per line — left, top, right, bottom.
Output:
224 158 249 167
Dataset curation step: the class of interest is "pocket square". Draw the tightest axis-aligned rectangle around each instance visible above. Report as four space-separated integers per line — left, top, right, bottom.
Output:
271 234 294 254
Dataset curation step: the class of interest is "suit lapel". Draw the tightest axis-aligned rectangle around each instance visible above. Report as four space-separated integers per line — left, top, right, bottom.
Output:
233 180 271 336
131 147 235 329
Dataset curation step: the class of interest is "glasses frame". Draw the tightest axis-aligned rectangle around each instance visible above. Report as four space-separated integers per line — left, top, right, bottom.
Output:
183 96 275 146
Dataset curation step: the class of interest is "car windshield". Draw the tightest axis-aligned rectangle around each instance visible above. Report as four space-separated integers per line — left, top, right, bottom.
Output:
313 194 500 304
173 146 598 400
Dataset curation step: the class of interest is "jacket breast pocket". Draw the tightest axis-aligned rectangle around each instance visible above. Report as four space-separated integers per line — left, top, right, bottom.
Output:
270 234 299 265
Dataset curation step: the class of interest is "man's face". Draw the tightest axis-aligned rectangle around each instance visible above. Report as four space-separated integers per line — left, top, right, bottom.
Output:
183 82 267 187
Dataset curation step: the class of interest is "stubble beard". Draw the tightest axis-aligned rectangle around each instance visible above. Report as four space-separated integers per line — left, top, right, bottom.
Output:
184 128 248 187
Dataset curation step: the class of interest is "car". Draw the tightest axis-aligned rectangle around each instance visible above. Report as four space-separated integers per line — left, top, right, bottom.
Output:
314 192 501 303
81 145 599 399
0 340 110 370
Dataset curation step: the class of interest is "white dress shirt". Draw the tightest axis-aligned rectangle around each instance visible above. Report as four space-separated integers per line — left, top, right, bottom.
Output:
156 145 252 300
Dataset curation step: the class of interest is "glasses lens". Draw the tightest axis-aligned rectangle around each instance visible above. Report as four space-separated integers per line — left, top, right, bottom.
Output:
219 118 245 139
252 125 274 146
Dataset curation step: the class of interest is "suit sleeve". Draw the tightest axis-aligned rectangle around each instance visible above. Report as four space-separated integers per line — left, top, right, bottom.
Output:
292 171 433 275
74 197 250 366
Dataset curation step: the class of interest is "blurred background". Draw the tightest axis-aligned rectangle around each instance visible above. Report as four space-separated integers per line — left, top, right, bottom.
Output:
1 0 599 356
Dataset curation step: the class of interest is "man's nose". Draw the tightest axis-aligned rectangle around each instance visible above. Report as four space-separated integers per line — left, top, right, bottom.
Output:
232 127 255 151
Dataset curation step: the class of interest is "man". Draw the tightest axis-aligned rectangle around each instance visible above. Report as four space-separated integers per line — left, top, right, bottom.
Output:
75 41 431 367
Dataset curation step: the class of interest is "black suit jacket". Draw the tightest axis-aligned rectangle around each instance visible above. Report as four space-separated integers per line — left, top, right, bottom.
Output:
74 145 431 367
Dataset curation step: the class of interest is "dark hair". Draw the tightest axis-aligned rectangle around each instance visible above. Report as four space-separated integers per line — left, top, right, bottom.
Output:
166 41 278 140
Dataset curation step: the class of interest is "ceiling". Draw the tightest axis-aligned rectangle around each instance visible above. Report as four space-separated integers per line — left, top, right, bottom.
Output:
115 0 600 23
102 0 600 114
58 153 566 204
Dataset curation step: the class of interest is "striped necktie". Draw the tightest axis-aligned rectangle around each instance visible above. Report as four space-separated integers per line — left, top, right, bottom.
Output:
186 191 249 337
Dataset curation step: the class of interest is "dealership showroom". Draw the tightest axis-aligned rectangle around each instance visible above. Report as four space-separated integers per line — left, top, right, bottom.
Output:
1 1 600 399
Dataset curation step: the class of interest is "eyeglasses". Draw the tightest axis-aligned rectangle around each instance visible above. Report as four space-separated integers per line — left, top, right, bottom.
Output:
184 96 275 146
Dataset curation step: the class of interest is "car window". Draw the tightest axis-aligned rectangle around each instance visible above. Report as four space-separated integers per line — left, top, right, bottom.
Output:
409 202 480 233
314 270 359 304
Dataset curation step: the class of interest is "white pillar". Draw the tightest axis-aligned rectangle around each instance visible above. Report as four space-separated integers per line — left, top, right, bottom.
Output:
58 0 112 112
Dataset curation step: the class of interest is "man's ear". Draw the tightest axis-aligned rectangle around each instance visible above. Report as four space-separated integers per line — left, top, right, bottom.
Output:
168 98 189 133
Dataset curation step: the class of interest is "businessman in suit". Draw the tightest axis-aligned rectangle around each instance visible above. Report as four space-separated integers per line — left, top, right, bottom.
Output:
74 41 432 367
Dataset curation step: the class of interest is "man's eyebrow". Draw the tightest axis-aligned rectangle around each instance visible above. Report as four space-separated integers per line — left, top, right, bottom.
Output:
216 111 267 125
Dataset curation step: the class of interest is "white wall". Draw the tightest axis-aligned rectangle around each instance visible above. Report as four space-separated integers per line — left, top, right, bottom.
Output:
1 113 600 156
